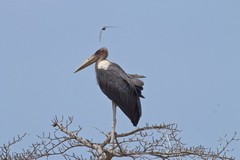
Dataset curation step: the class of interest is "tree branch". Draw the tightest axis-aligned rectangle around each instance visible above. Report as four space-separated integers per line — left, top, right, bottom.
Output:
0 116 238 160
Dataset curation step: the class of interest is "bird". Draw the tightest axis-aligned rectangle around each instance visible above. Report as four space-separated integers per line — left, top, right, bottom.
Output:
74 47 145 147
99 26 116 42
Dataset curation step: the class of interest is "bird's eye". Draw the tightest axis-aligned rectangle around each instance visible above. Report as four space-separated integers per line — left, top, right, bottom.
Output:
96 51 101 55
96 49 104 55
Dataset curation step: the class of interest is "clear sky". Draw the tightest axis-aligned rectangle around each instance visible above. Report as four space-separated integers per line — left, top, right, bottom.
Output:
0 0 239 159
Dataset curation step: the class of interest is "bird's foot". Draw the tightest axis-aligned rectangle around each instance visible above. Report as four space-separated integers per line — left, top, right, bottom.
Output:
109 131 117 151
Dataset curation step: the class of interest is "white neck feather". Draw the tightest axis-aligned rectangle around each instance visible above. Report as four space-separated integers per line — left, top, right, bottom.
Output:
97 60 111 70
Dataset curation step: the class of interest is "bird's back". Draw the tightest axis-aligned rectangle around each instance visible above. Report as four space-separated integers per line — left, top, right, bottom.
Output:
96 61 144 126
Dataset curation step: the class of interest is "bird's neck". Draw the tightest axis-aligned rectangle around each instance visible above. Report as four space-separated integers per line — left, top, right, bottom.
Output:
96 59 111 70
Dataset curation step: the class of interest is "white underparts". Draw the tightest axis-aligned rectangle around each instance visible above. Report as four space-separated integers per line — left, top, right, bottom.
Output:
97 60 111 70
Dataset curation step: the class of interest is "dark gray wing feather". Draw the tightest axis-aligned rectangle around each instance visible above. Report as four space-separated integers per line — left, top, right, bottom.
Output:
96 63 144 126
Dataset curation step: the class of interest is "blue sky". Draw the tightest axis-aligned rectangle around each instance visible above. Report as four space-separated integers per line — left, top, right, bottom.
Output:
0 0 239 158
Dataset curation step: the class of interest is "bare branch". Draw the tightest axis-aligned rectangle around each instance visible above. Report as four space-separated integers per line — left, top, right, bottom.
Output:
1 116 238 160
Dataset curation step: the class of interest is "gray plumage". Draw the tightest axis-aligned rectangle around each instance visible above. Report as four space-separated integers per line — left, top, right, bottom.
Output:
96 62 144 126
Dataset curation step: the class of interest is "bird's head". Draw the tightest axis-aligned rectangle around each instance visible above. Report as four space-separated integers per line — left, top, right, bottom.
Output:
74 47 108 73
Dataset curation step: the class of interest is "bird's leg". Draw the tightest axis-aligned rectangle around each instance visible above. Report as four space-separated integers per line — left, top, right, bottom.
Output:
110 101 117 150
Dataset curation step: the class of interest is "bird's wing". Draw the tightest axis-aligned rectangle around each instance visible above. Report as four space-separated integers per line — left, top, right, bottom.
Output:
99 26 116 42
96 65 142 126
99 29 103 42
127 74 146 79
127 74 145 88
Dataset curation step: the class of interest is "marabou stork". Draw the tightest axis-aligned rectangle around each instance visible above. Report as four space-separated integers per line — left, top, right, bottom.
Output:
74 48 145 146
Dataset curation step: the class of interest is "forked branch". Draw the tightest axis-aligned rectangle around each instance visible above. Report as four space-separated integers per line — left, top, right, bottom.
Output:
0 116 238 160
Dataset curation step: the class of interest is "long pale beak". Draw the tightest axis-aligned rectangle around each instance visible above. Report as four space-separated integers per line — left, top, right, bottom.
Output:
74 54 98 73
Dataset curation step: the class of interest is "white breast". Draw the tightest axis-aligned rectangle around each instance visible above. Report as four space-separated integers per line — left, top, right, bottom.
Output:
97 60 111 70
